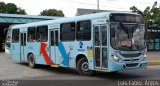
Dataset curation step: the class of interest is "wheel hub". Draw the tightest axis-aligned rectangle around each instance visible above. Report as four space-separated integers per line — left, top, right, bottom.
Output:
82 62 89 72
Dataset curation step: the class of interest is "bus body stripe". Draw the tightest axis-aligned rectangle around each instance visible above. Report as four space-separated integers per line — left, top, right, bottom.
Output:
40 42 55 65
58 41 70 66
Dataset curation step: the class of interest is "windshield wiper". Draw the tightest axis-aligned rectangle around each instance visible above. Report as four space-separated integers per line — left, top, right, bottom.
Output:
132 23 139 33
119 23 129 38
119 23 140 38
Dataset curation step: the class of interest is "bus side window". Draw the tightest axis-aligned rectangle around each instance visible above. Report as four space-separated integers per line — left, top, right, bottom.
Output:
55 31 58 46
36 25 48 42
12 29 19 43
60 22 75 41
51 31 54 46
76 20 91 41
27 27 36 42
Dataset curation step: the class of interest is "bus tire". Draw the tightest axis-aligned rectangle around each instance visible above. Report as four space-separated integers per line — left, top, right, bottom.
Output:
109 71 119 74
28 54 36 68
77 57 94 76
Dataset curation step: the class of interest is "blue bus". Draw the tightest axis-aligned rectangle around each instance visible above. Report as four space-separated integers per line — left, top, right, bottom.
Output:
5 12 147 75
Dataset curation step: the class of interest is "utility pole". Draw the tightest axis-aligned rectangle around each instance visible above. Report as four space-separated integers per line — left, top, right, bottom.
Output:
97 0 99 10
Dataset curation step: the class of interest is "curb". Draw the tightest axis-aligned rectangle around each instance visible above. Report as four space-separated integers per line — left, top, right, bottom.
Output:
148 60 160 65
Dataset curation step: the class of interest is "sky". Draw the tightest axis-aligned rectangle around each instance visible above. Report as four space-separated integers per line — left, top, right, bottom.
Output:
0 0 159 17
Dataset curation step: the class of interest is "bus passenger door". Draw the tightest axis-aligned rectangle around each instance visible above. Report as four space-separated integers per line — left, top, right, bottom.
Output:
20 32 27 62
50 29 59 65
93 25 108 69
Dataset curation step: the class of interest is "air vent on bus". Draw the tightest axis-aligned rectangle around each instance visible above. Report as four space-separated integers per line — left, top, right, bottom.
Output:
120 53 141 58
126 63 138 67
124 59 139 62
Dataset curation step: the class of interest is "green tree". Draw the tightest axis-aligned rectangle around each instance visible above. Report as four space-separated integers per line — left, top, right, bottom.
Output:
16 7 27 14
5 3 17 14
54 10 64 17
40 9 64 17
130 6 143 16
0 2 6 13
130 1 160 23
130 1 160 43
0 1 27 14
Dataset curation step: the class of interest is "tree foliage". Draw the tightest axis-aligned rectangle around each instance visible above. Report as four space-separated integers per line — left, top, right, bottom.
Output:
130 1 160 42
6 3 17 14
130 1 160 23
16 7 26 14
0 2 6 13
0 1 27 14
40 9 64 17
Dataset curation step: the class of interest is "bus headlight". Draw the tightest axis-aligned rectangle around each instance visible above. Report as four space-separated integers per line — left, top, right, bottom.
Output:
139 52 147 61
143 52 147 57
111 54 123 62
142 52 147 57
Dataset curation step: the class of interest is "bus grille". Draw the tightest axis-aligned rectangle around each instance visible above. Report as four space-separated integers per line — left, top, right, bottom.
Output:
124 59 139 62
120 53 141 58
126 63 138 67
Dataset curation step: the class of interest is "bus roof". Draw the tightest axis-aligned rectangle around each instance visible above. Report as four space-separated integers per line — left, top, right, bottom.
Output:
10 12 138 29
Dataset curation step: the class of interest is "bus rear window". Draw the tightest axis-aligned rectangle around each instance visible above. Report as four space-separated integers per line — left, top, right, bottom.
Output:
12 29 19 43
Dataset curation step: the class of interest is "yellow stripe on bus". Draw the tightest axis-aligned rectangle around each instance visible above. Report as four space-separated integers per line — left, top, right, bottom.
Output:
51 64 59 67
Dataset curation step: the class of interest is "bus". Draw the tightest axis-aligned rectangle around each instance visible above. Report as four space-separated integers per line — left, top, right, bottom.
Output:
5 12 147 75
5 27 12 54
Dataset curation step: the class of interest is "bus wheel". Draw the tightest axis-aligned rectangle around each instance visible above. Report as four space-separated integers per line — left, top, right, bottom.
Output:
77 57 94 76
28 54 36 68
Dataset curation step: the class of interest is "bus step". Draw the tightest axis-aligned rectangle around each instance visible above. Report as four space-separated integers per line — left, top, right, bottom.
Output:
51 64 59 67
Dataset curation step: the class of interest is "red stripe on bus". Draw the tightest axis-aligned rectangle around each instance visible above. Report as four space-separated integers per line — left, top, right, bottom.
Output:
40 42 55 65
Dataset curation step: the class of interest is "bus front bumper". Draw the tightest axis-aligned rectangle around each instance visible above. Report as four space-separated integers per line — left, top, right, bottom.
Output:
108 60 147 72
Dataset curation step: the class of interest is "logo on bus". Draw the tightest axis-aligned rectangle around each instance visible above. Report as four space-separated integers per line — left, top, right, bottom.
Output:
79 42 83 49
78 42 85 51
131 58 134 62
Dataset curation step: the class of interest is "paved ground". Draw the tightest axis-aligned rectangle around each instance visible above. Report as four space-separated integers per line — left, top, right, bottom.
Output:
0 53 61 80
0 52 160 86
147 51 160 65
147 51 160 60
0 53 160 79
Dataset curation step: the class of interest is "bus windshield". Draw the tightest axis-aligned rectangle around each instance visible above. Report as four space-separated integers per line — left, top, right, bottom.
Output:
110 23 146 51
